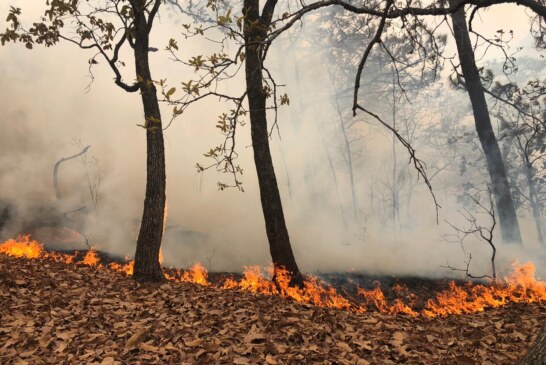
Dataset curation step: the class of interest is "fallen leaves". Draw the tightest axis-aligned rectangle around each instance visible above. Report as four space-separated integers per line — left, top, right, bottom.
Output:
125 327 148 349
0 255 544 364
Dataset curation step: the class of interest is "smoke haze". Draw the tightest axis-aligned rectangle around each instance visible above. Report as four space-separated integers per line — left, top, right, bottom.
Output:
0 1 544 278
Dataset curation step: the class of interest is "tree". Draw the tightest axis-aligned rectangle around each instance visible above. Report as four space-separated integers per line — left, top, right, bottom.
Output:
449 1 523 244
243 0 304 287
2 0 167 282
493 76 546 246
163 0 304 287
316 6 445 228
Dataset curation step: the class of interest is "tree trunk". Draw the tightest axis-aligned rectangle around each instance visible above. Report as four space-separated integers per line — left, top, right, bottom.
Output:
243 0 304 287
132 2 166 283
335 96 358 221
517 322 546 364
450 5 522 244
525 163 545 246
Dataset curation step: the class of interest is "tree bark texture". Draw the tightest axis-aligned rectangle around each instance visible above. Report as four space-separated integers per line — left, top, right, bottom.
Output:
517 322 546 365
243 0 304 287
131 1 166 282
450 5 522 244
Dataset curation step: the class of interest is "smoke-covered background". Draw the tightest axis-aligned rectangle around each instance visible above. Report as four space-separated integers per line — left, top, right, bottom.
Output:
0 0 544 277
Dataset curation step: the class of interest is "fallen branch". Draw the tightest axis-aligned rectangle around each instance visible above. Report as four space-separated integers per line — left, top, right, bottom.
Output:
53 145 91 200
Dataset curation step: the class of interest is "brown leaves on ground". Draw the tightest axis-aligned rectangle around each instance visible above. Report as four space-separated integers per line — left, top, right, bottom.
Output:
0 255 544 364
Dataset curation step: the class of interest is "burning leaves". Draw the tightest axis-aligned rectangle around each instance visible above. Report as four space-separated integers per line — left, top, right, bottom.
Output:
1 235 546 320
223 266 352 310
0 253 544 364
0 235 42 258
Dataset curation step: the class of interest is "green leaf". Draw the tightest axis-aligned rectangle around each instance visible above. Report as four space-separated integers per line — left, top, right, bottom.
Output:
166 87 176 97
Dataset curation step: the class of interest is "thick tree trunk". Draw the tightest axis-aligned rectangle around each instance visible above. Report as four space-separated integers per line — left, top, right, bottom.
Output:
517 322 546 364
450 5 522 244
132 2 166 283
243 0 303 287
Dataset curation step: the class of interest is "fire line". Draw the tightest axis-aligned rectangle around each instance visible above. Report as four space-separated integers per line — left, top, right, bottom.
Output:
1 235 545 318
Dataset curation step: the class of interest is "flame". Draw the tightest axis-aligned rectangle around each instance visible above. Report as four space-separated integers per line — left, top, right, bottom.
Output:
0 235 43 258
179 262 209 286
82 249 100 267
109 257 134 276
358 283 418 316
222 266 352 309
1 236 545 317
357 261 546 318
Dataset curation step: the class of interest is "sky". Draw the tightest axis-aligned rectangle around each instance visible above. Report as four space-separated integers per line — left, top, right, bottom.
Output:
0 0 544 277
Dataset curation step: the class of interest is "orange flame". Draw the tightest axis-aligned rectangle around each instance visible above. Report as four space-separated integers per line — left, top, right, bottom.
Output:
82 249 100 267
222 266 351 309
179 262 209 286
356 261 546 318
0 235 43 258
1 236 545 317
109 257 134 276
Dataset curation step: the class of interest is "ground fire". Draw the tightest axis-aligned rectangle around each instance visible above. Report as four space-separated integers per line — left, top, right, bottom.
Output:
1 235 545 319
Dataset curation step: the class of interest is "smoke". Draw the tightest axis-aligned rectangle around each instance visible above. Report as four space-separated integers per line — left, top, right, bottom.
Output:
0 1 544 278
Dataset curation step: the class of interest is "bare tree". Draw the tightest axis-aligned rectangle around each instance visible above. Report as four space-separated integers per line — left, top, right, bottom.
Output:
53 145 91 201
3 0 168 282
443 186 498 280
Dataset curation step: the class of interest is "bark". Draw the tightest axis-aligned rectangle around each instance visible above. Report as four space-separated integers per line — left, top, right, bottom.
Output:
517 322 546 365
243 0 304 287
131 0 166 283
450 5 522 244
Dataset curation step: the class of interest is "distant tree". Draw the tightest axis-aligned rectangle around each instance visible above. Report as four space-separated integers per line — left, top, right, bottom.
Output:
449 1 522 243
2 0 167 282
494 78 546 245
314 5 445 227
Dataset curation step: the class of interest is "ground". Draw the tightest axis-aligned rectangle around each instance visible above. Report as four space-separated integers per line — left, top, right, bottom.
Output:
0 255 545 364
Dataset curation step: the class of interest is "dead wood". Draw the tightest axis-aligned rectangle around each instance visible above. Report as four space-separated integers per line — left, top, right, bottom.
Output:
53 145 91 201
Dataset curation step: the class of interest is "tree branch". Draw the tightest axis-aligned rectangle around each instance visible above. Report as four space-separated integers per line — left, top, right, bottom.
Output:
352 0 393 116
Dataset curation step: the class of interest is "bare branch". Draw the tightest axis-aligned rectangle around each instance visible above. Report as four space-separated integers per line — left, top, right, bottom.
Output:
352 0 393 116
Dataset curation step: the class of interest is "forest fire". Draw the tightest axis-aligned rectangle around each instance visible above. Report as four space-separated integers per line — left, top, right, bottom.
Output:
223 266 352 309
1 235 545 318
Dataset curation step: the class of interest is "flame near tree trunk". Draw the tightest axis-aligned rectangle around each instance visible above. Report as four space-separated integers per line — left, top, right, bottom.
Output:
1 235 545 317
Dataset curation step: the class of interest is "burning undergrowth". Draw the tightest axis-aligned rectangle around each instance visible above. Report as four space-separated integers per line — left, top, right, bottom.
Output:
1 235 545 319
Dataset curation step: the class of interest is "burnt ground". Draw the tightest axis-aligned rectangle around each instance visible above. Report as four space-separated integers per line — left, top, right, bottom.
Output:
1 252 546 365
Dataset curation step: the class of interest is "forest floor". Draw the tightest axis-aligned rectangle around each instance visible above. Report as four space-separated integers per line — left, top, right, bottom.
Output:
1 254 545 365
